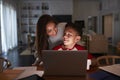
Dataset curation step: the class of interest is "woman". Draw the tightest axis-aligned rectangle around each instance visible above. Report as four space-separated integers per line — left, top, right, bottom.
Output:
32 14 66 65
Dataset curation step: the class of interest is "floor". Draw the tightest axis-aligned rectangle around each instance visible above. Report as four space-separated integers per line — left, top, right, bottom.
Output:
0 45 119 68
0 46 35 68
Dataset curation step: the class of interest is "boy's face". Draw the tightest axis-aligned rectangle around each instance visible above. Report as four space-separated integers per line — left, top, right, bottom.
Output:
63 27 80 46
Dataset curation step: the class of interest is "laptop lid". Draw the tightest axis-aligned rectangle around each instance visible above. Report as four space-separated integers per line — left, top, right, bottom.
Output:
42 50 88 76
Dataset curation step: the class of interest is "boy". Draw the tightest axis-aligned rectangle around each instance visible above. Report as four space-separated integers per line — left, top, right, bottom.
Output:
53 23 93 70
53 23 93 59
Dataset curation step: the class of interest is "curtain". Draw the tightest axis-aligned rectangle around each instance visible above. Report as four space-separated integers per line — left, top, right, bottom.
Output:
1 0 17 53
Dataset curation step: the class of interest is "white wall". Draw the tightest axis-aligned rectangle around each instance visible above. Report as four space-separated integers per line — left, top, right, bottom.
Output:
48 0 73 15
100 0 120 46
101 0 118 11
73 0 99 31
18 0 99 25
19 0 73 15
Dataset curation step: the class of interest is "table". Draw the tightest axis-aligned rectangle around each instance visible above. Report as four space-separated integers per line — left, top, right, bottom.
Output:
1 65 120 80
38 65 98 80
0 69 24 80
0 66 98 80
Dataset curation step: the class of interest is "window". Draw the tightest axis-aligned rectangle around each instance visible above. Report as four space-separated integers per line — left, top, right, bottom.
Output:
0 0 17 53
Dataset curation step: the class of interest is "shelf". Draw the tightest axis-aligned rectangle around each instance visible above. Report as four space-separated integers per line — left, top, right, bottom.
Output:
19 1 49 44
22 32 35 36
29 24 36 26
21 24 29 25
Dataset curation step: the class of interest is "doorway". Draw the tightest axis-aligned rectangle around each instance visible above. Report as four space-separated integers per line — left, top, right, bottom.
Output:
102 14 113 44
102 14 113 45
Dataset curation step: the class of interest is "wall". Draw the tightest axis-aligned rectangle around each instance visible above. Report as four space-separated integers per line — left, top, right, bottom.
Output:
48 0 73 15
18 0 73 15
99 0 120 46
73 0 99 31
18 0 99 27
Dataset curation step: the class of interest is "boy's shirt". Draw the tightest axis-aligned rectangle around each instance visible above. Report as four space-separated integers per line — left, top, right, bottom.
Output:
53 44 93 59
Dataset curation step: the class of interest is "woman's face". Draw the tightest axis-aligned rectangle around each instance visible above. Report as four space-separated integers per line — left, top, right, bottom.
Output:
46 22 58 37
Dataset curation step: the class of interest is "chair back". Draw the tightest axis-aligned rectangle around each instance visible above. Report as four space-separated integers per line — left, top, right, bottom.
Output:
96 55 120 66
0 57 11 72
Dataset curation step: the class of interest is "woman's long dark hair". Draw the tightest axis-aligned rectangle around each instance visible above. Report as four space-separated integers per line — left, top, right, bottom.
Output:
36 14 57 57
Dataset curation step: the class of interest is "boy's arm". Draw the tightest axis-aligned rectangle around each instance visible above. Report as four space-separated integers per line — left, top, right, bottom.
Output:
88 53 93 59
53 47 58 50
75 44 93 59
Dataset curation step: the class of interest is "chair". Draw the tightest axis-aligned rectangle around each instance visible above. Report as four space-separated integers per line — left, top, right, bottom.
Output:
0 57 11 72
96 55 120 67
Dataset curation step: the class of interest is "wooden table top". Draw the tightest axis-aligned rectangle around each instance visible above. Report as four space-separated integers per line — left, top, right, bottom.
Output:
0 69 24 80
37 65 98 80
0 66 98 80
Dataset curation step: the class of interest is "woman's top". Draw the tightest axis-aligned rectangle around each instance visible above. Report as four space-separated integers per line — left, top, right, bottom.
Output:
48 22 66 49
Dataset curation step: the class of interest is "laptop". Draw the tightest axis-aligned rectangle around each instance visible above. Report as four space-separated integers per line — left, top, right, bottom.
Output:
42 50 88 76
99 64 120 77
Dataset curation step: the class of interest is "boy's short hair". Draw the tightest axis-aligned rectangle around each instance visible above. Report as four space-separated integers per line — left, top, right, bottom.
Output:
65 22 82 36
